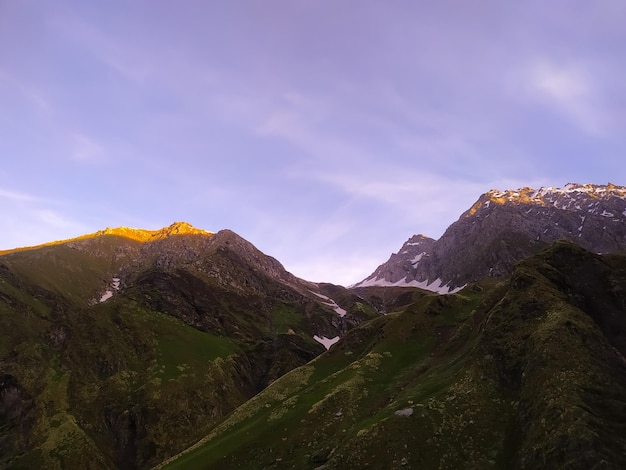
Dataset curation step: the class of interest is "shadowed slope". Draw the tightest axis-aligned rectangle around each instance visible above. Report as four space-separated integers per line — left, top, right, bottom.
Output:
161 242 626 469
0 224 363 469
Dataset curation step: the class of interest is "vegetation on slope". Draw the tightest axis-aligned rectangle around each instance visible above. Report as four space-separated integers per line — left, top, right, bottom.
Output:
161 242 626 469
0 231 344 469
3 227 625 470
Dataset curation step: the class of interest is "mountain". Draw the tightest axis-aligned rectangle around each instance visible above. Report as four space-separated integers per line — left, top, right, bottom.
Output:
354 234 439 289
356 183 626 292
4 183 626 469
159 241 626 469
0 223 377 469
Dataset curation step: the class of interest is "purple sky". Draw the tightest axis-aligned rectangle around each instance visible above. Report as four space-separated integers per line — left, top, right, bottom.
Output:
1 1 626 285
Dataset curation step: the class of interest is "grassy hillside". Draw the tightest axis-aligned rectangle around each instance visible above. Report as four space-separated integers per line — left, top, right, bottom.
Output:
160 242 626 469
0 233 341 469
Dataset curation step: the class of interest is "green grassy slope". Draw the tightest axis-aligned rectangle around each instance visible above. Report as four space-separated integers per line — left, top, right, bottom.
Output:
0 234 334 469
0 285 245 469
161 242 626 469
0 235 141 305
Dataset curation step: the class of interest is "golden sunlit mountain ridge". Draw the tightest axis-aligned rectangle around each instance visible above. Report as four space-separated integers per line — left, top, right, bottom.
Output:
0 221 213 255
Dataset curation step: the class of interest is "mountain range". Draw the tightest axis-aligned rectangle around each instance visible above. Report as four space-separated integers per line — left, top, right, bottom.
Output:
1 183 625 469
356 183 626 292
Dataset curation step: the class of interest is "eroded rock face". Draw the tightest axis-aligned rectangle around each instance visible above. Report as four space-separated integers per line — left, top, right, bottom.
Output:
359 183 626 291
0 375 35 460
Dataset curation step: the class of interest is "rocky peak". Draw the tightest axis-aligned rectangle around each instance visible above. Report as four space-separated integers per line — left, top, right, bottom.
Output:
160 221 212 237
394 234 436 264
467 183 626 217
209 229 254 250
100 222 212 242
354 234 436 288
207 229 306 288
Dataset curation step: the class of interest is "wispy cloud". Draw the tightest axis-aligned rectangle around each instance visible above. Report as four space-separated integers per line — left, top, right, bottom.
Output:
523 59 608 136
0 187 41 202
518 56 626 139
0 70 52 115
47 10 153 83
0 187 89 250
69 133 104 162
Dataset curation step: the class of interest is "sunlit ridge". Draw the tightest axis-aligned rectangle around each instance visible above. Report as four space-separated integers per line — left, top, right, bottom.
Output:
0 222 213 255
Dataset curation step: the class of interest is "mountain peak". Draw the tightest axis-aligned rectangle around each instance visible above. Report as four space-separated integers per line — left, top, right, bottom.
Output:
352 233 436 289
160 221 211 236
0 223 214 255
407 233 435 244
483 182 626 204
100 222 212 242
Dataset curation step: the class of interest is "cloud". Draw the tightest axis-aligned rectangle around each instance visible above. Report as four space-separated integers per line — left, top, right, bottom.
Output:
0 187 40 202
309 171 423 206
70 133 104 162
0 186 89 250
531 62 587 102
522 59 610 136
297 165 480 207
47 10 153 83
0 70 52 115
34 209 81 230
521 57 624 138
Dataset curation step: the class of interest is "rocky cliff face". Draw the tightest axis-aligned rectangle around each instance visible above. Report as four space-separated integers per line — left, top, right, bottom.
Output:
357 183 626 292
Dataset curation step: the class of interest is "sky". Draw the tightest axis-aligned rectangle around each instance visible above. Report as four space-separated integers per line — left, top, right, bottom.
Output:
1 1 626 285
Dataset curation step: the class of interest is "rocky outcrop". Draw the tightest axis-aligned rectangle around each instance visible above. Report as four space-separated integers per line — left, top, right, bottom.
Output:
0 374 36 463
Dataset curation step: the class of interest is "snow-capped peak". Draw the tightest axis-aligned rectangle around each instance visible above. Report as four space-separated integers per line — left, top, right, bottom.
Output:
357 183 626 295
478 183 626 215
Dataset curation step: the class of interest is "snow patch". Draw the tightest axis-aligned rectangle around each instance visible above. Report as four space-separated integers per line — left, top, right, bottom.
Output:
311 292 347 317
314 335 340 350
394 407 414 417
354 276 463 294
99 277 120 303
411 252 425 265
